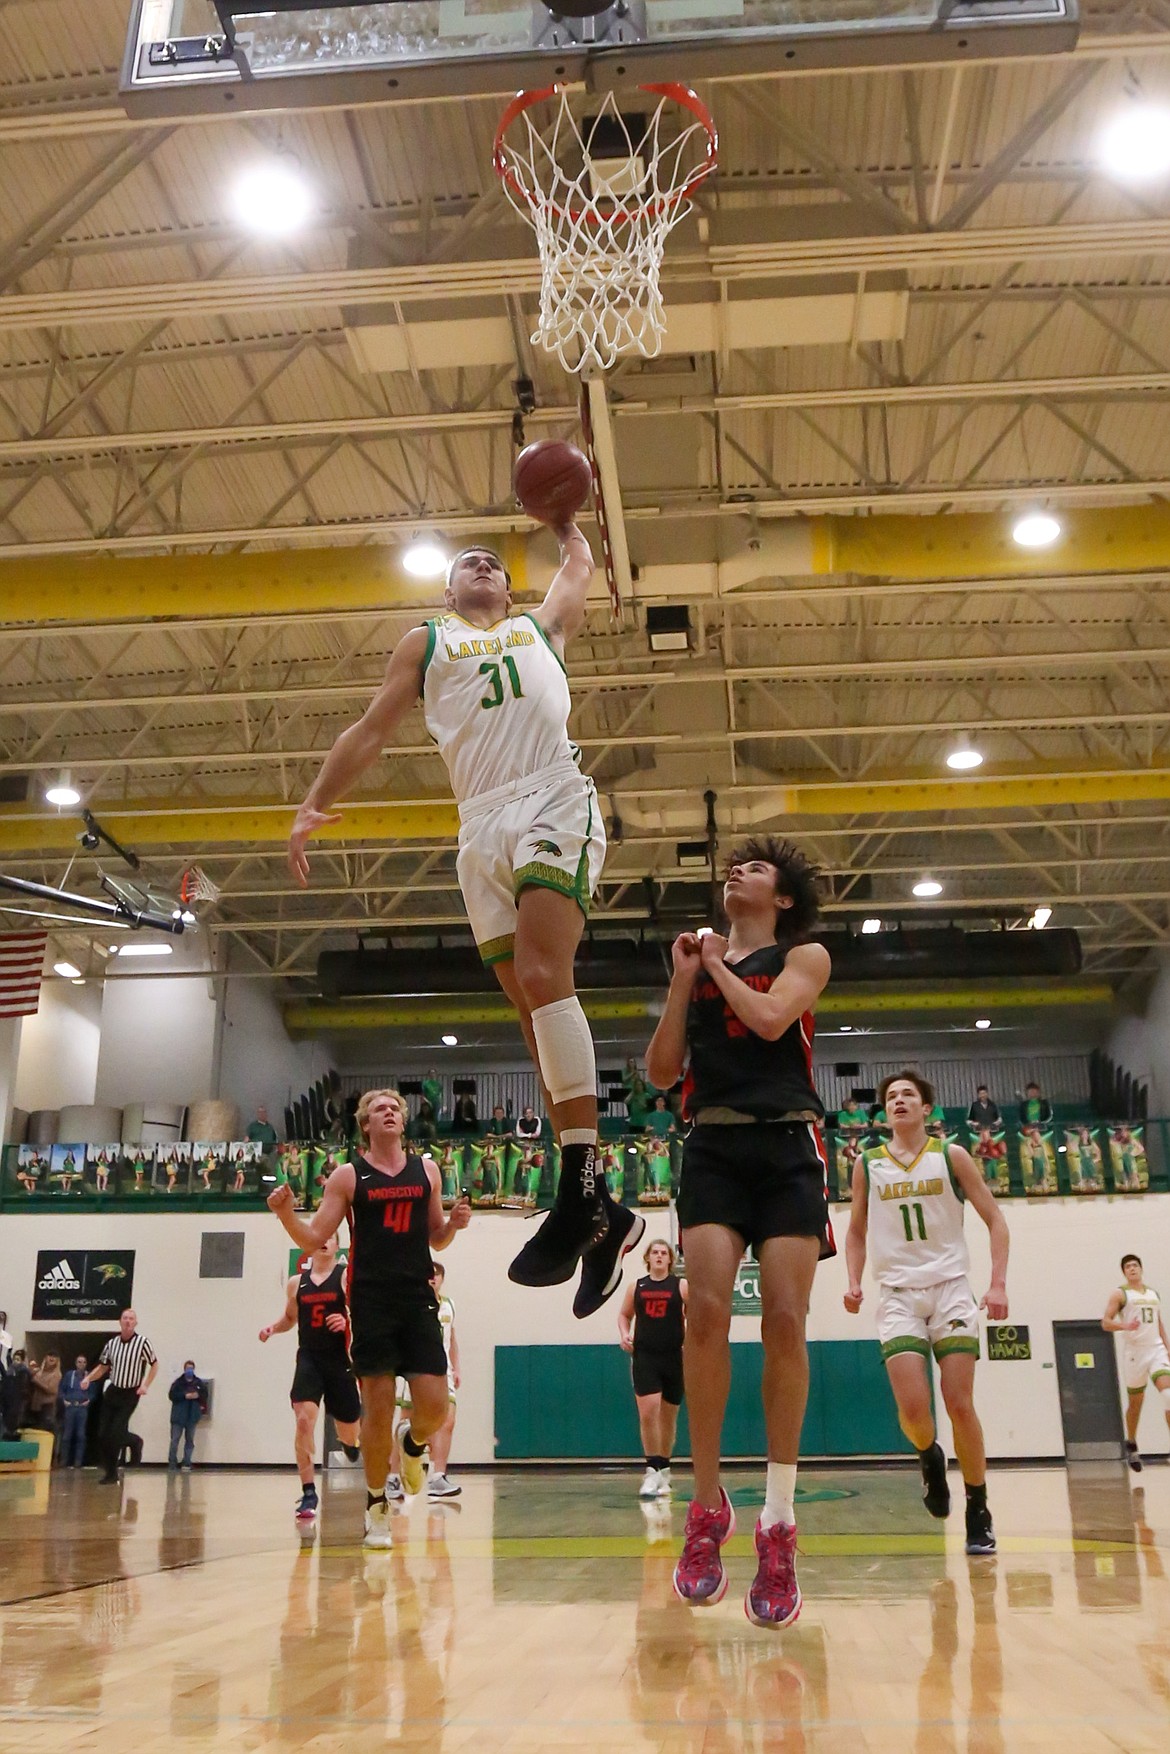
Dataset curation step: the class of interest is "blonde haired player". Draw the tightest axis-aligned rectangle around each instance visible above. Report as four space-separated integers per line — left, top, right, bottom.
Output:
844 1069 1009 1556
1103 1253 1170 1472
288 506 642 1311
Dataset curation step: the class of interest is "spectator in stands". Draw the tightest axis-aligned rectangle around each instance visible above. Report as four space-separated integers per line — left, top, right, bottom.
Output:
646 1095 677 1140
1 1348 31 1440
968 1085 1001 1129
421 1069 444 1125
1018 1082 1053 1128
59 1355 93 1467
452 1091 479 1133
485 1104 514 1139
623 1058 652 1129
246 1105 279 1148
516 1104 542 1140
0 1311 12 1372
838 1095 869 1128
168 1361 210 1471
27 1353 62 1433
410 1097 438 1144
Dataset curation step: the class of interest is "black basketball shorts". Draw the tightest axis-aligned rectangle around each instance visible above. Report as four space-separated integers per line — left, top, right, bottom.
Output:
631 1351 685 1405
290 1350 363 1424
677 1120 836 1259
348 1290 448 1381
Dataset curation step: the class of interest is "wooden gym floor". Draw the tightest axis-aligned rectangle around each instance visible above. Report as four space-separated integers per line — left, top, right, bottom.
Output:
2 1462 1168 1752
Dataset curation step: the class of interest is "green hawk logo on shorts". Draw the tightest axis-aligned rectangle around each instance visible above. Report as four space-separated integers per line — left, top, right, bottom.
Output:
534 839 562 856
947 1318 965 1331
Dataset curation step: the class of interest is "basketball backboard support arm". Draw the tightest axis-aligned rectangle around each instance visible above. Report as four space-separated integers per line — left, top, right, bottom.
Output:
0 871 187 936
121 1 1079 116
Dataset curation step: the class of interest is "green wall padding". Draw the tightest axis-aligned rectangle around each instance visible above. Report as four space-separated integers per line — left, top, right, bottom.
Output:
494 1340 912 1459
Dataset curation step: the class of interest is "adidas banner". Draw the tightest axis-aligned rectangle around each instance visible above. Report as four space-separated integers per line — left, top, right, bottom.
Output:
32 1249 136 1320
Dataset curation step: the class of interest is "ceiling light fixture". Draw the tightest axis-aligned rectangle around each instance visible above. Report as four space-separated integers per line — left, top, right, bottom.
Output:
645 604 692 654
110 941 173 958
53 960 81 979
441 1032 458 1047
1099 103 1170 181
839 1024 853 1033
975 1017 992 1030
402 541 448 579
946 744 984 771
860 917 882 934
1012 510 1062 549
230 155 314 235
1030 905 1052 929
45 771 81 808
912 877 943 898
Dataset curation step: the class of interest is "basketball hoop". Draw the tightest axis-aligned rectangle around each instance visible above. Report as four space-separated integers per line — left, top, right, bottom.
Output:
493 83 717 376
178 865 221 909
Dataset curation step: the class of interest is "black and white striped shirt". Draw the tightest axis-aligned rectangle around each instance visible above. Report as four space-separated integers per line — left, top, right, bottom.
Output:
99 1332 156 1389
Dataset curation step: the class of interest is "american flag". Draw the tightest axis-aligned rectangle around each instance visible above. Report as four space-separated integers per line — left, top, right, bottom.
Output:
0 931 47 1019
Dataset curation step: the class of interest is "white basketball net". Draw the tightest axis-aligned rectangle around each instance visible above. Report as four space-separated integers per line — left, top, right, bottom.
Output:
495 85 717 377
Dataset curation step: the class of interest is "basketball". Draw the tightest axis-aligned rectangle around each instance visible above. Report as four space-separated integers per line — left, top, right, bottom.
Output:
513 440 593 525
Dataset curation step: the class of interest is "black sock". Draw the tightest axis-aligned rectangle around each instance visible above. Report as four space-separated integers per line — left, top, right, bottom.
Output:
343 1444 360 1462
402 1430 426 1458
367 1488 386 1510
558 1141 598 1208
647 1454 668 1471
301 1481 317 1498
1125 1439 1138 1452
918 1442 941 1460
965 1481 987 1507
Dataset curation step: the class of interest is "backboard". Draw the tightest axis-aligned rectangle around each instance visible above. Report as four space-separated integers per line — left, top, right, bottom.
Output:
122 0 1078 115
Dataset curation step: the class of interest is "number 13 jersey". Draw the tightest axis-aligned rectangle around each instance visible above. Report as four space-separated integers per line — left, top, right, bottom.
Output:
422 612 578 808
864 1140 969 1288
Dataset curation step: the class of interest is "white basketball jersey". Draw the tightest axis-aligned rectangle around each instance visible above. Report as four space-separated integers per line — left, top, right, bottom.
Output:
421 612 577 807
865 1140 969 1289
1121 1285 1162 1352
438 1294 455 1363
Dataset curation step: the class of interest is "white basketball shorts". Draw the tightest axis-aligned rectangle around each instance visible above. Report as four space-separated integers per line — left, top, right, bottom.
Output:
1123 1340 1170 1393
876 1276 981 1364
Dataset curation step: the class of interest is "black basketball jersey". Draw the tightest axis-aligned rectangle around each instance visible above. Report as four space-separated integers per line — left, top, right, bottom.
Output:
296 1262 349 1359
347 1151 433 1298
682 942 824 1121
633 1273 684 1354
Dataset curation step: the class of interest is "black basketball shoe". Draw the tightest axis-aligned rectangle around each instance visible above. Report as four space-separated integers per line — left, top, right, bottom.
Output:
572 1200 646 1320
919 1442 951 1519
964 1500 997 1555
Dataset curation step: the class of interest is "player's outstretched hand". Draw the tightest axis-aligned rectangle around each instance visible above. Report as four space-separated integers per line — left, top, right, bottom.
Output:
671 932 703 977
980 1285 1009 1320
449 1194 472 1230
699 931 730 971
267 1182 294 1217
843 1288 863 1315
325 1312 347 1333
288 804 343 886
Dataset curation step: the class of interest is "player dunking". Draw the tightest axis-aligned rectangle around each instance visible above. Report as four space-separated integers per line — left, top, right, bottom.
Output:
259 1231 362 1520
287 526 642 1313
844 1070 1008 1555
646 838 833 1628
618 1240 688 1500
268 1089 470 1549
1103 1254 1170 1472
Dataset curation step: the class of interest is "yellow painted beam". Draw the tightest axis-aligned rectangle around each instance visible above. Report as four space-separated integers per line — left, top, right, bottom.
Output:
4 767 1167 855
819 504 1170 581
819 984 1112 1014
0 535 529 625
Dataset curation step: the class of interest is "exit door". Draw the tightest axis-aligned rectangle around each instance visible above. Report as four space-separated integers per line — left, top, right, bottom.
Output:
1052 1321 1125 1461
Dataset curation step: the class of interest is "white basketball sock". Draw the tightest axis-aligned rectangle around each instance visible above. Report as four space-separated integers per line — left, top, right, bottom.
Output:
760 1461 797 1530
531 996 597 1106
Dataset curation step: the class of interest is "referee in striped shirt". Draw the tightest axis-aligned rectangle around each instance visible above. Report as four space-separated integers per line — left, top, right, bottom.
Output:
82 1310 158 1484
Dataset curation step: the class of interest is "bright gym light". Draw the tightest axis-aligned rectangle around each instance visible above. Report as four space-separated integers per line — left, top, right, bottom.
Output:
45 773 80 807
403 542 448 579
861 918 882 934
1099 104 1170 181
839 1024 852 1033
912 877 943 898
53 960 81 979
946 745 984 771
1012 510 1062 549
441 1033 458 1047
110 941 173 958
975 1018 992 1030
230 157 314 235
1030 905 1053 929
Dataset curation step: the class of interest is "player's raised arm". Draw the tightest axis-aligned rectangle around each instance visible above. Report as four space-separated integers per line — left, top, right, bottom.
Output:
531 522 595 648
268 1162 354 1251
699 935 831 1042
288 624 430 885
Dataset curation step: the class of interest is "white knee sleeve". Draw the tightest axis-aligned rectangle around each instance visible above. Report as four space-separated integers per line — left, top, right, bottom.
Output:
531 996 597 1106
1157 1376 1170 1410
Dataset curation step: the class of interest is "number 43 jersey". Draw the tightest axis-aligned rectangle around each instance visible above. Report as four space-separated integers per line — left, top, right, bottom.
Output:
863 1140 970 1288
422 612 578 808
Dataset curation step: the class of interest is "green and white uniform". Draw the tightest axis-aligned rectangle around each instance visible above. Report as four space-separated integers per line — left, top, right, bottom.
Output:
421 611 605 965
864 1139 981 1362
438 1293 457 1399
1118 1285 1170 1392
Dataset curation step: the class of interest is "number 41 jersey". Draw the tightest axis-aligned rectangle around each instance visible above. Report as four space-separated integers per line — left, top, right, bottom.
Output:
864 1141 970 1289
421 612 578 808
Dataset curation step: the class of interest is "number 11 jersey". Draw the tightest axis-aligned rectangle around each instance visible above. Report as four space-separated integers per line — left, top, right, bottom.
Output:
421 612 578 808
864 1140 969 1289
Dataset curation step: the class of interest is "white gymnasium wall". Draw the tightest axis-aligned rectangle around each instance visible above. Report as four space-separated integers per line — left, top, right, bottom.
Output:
216 975 328 1132
1109 950 1170 1115
6 1194 1170 1465
95 976 217 1109
13 980 103 1113
0 1015 20 1144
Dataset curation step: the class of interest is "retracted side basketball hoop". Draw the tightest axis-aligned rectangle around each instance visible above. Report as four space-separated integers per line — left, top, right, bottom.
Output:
493 83 717 377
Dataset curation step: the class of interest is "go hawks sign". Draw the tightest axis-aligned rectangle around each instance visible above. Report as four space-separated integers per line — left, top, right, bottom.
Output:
32 1250 135 1320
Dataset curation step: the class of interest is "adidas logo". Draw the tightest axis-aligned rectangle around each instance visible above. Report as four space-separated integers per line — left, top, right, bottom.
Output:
38 1258 81 1290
